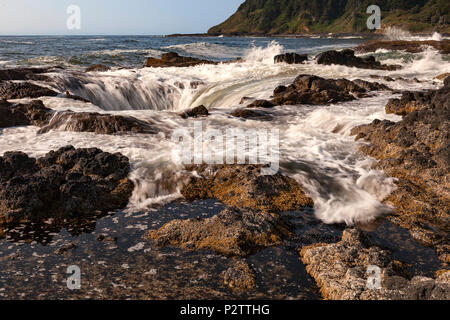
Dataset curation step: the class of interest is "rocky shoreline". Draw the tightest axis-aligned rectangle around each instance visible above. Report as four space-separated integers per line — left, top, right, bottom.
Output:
0 40 449 300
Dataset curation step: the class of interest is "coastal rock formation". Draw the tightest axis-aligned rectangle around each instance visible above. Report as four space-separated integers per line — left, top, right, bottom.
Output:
316 49 400 70
300 229 450 300
351 80 449 252
230 108 273 121
0 81 58 100
274 53 308 64
356 40 450 55
262 75 390 107
148 207 291 257
181 164 314 212
0 146 134 224
179 105 209 119
246 99 276 108
37 111 158 135
0 67 53 81
145 52 216 68
85 64 111 72
222 260 256 290
0 100 53 128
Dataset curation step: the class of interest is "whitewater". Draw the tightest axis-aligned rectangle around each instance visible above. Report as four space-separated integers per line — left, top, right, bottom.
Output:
1 35 449 225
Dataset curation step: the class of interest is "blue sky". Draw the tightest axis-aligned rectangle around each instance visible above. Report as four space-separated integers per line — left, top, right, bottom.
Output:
0 0 243 35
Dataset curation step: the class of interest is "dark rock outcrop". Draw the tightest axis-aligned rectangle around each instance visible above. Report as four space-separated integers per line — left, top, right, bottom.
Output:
247 99 276 108
148 207 291 257
0 81 58 100
0 67 52 81
38 111 158 135
179 105 209 119
316 49 400 70
351 81 449 254
85 64 111 72
356 40 450 55
181 164 313 212
301 229 450 300
267 75 390 106
0 146 134 224
230 108 272 121
145 52 217 68
274 53 308 64
0 100 53 128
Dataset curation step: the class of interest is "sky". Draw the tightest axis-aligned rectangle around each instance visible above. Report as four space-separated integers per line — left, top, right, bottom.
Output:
0 0 243 35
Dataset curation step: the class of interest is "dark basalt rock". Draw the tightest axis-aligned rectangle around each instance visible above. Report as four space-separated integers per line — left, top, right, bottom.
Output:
301 229 450 300
38 111 158 135
222 260 256 290
0 81 58 100
274 53 308 64
356 40 450 55
0 100 53 128
179 105 209 119
0 67 52 81
0 146 134 224
351 81 450 256
317 49 400 70
148 207 291 257
85 64 111 72
230 108 272 121
145 52 217 68
246 99 276 108
269 75 390 106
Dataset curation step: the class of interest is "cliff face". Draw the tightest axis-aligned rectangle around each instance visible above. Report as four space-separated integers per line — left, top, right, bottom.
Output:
208 0 449 34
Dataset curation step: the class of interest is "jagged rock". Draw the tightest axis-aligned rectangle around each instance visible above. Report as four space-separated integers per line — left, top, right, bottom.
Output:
435 73 450 81
0 67 52 81
222 260 256 290
316 49 400 70
300 229 450 300
181 164 313 212
145 52 217 68
269 75 390 106
0 146 134 224
0 81 58 100
247 99 276 108
179 105 209 119
0 100 53 128
148 207 291 257
356 40 450 55
230 108 272 121
38 111 158 135
85 64 111 72
351 81 450 248
274 53 308 64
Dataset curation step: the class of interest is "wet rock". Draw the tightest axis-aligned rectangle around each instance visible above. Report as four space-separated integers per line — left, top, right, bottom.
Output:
247 99 276 108
222 260 256 290
0 146 134 224
0 67 52 81
0 81 58 100
239 96 255 104
148 207 291 257
270 75 389 106
316 49 400 70
230 108 272 121
85 64 111 72
351 81 450 247
179 105 209 119
274 53 308 64
435 73 450 81
63 91 91 103
0 100 53 128
181 164 313 212
55 242 77 255
145 52 217 68
355 40 450 54
37 111 158 135
300 229 450 300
